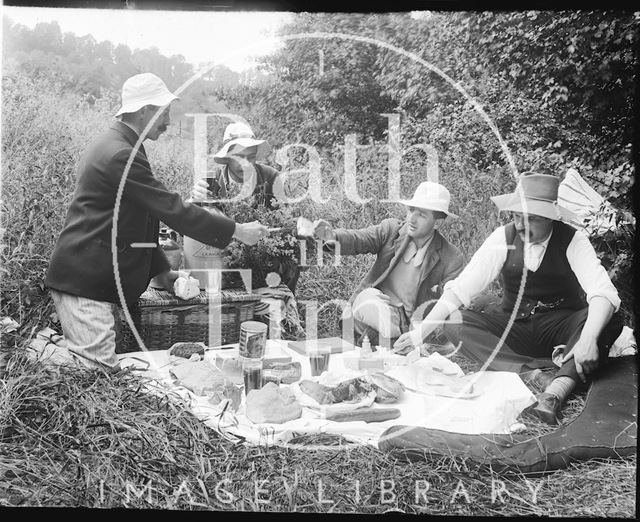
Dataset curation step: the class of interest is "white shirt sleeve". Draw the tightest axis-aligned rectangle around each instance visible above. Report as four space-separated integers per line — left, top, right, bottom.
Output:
444 227 508 307
566 230 621 311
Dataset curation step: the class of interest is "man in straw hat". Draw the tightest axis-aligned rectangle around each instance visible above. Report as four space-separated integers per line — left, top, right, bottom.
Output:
313 181 465 349
46 73 268 371
394 172 623 424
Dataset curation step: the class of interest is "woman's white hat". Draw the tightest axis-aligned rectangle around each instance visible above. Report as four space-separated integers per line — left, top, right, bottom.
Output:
399 181 457 218
115 73 179 117
213 122 270 163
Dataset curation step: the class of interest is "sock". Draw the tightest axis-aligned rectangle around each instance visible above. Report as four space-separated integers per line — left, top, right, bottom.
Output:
544 376 576 403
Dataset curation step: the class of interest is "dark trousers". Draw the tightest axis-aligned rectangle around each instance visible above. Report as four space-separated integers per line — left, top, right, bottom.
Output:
443 306 624 383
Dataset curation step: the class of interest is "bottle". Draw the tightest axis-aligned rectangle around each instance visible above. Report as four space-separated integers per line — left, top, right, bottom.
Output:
182 198 225 291
159 227 182 270
361 335 372 356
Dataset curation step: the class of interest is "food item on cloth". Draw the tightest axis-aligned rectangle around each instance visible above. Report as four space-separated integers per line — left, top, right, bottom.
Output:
324 407 401 423
299 378 374 405
300 374 404 405
386 364 477 398
368 373 405 403
245 382 302 424
169 360 226 396
169 342 206 359
299 380 335 405
262 361 302 384
217 358 244 385
209 383 242 412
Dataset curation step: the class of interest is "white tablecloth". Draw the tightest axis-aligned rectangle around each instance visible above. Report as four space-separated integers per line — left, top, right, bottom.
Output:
118 340 536 449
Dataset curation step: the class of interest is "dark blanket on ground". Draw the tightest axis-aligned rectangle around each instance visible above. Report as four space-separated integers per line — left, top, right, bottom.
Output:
378 355 637 473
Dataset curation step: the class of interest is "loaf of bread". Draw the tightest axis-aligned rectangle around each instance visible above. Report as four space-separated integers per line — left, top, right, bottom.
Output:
368 373 405 403
245 382 302 424
324 407 401 423
169 360 225 396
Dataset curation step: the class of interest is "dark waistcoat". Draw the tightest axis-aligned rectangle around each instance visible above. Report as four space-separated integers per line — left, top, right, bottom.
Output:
500 221 586 320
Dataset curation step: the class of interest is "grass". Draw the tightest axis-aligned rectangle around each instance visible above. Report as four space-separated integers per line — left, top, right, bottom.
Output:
1 69 635 515
0 325 636 515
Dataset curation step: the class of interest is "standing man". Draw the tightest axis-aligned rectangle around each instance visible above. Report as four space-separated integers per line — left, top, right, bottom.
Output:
45 73 268 371
394 172 623 424
313 181 465 348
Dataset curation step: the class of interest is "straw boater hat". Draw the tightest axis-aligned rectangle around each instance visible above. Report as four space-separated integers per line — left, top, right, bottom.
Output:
213 122 270 164
115 73 179 117
398 181 457 218
491 172 578 222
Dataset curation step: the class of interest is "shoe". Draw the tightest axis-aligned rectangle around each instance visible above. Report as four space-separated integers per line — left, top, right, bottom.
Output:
531 392 561 425
536 369 557 391
523 369 557 392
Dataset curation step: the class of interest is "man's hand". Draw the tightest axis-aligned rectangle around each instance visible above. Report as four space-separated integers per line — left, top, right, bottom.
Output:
313 219 336 241
233 221 269 245
561 334 600 383
393 328 424 355
191 178 209 201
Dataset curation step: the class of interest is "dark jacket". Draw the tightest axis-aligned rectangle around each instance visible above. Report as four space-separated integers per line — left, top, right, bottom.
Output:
334 218 465 314
212 162 279 209
45 121 236 305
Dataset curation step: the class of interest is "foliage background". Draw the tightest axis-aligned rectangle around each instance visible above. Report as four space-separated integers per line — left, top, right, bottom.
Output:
1 11 636 334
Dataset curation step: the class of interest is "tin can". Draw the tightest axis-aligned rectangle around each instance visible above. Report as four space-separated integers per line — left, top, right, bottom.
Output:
238 321 268 359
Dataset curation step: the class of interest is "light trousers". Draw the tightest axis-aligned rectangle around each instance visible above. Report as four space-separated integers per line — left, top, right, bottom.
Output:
352 287 411 347
50 290 122 370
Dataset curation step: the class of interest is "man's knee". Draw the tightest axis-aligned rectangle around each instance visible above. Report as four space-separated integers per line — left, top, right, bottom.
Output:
352 288 401 339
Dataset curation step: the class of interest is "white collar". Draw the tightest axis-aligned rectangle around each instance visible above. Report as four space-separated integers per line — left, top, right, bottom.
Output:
403 236 434 266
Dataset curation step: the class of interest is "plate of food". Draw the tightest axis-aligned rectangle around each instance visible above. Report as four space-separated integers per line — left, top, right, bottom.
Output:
290 373 406 415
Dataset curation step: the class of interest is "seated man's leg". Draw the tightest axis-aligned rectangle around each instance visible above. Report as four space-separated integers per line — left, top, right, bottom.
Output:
51 290 122 371
538 307 625 383
531 308 625 424
443 309 546 373
352 287 403 348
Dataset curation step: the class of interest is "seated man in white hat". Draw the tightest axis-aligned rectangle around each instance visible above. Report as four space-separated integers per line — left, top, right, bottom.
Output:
313 181 465 349
394 172 624 425
45 73 268 371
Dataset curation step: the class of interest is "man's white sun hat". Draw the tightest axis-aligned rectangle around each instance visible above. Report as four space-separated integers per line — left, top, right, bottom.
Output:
398 181 457 218
115 73 179 117
213 122 270 164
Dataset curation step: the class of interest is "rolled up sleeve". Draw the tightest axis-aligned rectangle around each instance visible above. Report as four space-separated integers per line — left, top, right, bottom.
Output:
566 230 621 311
444 227 508 308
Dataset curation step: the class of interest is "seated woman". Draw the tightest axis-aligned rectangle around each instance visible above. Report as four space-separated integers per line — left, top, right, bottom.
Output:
192 121 303 337
194 121 299 293
209 121 280 209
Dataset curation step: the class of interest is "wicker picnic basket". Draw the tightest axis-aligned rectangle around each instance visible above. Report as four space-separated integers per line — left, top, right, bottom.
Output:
115 287 262 353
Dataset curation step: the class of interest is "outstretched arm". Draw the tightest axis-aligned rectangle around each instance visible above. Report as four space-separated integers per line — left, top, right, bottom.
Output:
393 289 464 354
314 218 398 256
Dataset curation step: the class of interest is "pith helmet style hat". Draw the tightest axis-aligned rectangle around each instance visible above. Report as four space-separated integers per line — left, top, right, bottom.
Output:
399 181 457 218
213 122 270 164
491 172 578 222
115 73 179 117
